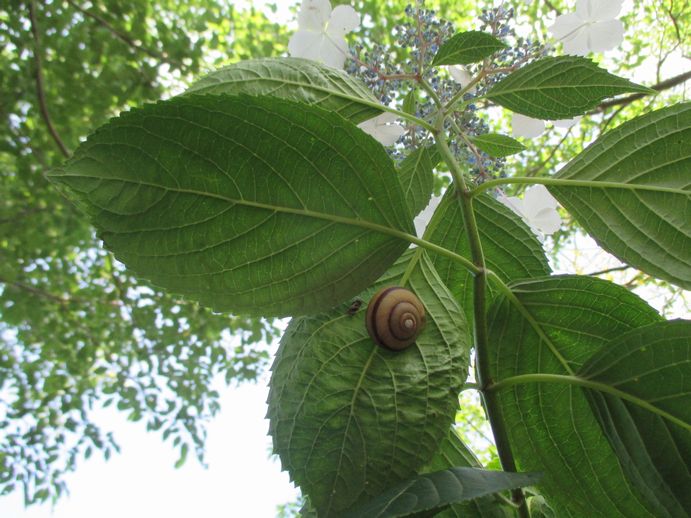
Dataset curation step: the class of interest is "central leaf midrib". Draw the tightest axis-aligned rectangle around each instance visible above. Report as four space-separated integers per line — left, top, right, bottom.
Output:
57 171 414 243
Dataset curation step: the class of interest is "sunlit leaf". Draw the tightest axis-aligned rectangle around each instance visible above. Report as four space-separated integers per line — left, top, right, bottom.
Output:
550 102 691 289
186 57 382 123
432 31 507 66
486 56 653 119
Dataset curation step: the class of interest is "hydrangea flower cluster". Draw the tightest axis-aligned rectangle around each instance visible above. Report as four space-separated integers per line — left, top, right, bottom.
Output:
288 0 573 236
347 2 531 175
344 4 455 106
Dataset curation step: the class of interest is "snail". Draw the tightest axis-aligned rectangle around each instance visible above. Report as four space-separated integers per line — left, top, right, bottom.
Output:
365 286 426 351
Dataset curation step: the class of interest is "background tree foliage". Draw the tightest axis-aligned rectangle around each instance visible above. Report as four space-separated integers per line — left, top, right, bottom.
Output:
0 0 288 503
0 0 688 508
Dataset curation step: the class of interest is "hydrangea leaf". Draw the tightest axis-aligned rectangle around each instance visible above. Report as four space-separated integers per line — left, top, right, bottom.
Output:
343 467 540 518
549 102 691 289
432 31 507 66
470 134 526 158
268 251 469 517
488 275 669 517
422 429 518 518
486 56 654 119
48 94 413 317
426 190 550 326
579 320 691 516
398 146 440 217
185 57 382 123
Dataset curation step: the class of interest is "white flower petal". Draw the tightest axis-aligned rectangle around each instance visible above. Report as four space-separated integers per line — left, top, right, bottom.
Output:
575 0 595 21
414 195 443 238
357 118 375 133
358 113 405 146
297 0 332 31
327 5 360 36
499 186 562 237
576 0 623 22
318 34 348 68
288 30 323 60
523 185 559 217
552 116 582 128
373 124 406 146
497 194 525 219
531 207 562 234
587 19 624 53
561 27 591 55
511 114 545 138
448 65 477 93
548 13 583 41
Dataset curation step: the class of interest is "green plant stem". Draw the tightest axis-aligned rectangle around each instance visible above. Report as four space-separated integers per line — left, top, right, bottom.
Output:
472 176 688 197
443 70 487 115
434 133 531 518
419 78 443 109
487 373 691 432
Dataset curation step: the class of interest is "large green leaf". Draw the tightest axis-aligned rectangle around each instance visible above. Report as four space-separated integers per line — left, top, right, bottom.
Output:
344 467 540 518
427 190 550 326
47 94 413 317
485 56 653 119
488 275 668 517
268 251 470 517
422 429 516 518
432 31 507 66
549 103 691 289
185 57 382 123
398 146 439 218
579 320 691 516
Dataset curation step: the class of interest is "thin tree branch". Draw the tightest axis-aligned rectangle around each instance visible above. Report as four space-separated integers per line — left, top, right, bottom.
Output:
665 1 683 46
595 70 691 112
0 276 74 305
65 0 184 69
586 265 631 277
28 0 70 158
599 103 627 133
523 128 573 180
0 275 121 307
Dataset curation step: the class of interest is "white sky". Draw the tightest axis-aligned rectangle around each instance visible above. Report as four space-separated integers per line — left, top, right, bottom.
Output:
0 373 300 518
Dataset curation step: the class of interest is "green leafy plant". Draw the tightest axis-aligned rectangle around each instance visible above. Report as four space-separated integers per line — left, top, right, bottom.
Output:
43 1 689 516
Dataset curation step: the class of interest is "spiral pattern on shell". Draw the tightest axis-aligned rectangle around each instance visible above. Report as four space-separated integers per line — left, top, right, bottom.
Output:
365 286 426 351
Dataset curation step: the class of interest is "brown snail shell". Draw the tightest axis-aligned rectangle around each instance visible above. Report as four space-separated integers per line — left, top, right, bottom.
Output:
365 286 426 351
